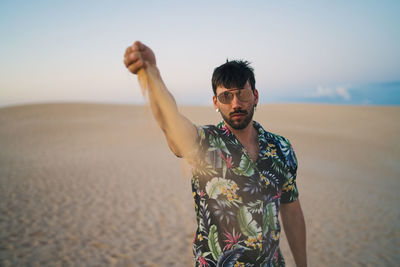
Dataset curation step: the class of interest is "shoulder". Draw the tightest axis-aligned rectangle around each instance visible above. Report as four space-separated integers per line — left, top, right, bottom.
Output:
193 124 222 144
256 122 292 146
194 124 224 137
194 124 216 133
257 123 298 170
266 131 292 147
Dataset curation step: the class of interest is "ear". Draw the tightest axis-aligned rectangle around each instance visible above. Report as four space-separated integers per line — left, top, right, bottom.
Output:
253 89 259 106
213 95 218 110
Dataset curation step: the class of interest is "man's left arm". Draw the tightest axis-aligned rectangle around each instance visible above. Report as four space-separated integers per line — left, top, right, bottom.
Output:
280 199 307 267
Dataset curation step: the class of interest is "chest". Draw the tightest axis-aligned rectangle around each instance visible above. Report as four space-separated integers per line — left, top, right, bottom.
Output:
242 141 260 162
197 139 287 202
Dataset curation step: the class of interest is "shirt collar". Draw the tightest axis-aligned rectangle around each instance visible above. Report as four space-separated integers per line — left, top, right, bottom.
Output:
217 120 267 145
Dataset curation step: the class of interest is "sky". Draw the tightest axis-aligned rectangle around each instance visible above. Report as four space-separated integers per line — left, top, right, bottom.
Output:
1 0 399 107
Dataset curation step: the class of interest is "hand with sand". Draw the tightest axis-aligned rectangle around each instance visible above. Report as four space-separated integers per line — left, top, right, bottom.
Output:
124 41 197 160
124 41 157 95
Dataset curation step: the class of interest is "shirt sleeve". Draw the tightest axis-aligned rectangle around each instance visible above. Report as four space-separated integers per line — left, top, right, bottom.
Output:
185 124 210 164
280 140 299 204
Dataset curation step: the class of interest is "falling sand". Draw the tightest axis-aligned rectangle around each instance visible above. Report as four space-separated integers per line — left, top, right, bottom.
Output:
0 103 399 266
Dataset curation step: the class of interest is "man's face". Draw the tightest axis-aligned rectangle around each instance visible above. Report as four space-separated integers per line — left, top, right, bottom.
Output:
213 81 258 130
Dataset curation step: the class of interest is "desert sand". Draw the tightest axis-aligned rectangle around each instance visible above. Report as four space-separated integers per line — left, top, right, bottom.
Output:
0 103 399 266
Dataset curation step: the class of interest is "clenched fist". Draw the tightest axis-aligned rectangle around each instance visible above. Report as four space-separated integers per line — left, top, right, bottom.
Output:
124 41 156 74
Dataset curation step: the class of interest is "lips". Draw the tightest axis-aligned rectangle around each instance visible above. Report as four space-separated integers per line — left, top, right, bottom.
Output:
230 111 247 118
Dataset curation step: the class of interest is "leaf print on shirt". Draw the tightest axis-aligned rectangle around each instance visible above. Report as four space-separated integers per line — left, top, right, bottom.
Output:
263 133 297 173
237 206 261 238
208 225 223 260
282 174 298 202
191 122 299 266
199 199 211 234
195 124 206 142
232 154 255 177
209 135 230 155
262 202 277 235
247 200 263 214
206 177 234 198
211 199 237 225
194 159 218 177
225 136 241 148
276 137 290 157
216 247 245 267
270 157 289 177
276 137 297 170
243 175 264 195
260 170 280 191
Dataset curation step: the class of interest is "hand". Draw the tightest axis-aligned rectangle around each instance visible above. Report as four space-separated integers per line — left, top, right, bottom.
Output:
124 41 156 74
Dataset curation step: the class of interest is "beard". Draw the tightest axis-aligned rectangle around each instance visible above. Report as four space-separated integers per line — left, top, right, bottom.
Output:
221 105 255 130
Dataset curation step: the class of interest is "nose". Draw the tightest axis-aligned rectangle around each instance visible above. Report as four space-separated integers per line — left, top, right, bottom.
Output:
231 92 243 109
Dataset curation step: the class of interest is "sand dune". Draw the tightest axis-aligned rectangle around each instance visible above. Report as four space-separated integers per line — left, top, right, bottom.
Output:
0 103 399 266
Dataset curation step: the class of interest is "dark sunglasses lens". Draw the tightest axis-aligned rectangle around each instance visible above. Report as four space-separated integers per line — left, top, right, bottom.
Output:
238 89 252 102
218 92 233 104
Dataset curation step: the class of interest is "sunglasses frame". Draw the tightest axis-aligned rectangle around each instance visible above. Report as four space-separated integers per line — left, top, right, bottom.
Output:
216 88 254 104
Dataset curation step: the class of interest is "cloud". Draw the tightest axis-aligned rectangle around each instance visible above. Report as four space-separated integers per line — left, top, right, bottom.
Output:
311 85 351 101
336 86 351 100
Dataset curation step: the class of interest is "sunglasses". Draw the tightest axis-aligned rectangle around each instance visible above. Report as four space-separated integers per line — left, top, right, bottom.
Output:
216 88 253 104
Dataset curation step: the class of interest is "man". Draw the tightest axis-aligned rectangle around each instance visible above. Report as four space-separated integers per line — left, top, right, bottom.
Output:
124 41 307 267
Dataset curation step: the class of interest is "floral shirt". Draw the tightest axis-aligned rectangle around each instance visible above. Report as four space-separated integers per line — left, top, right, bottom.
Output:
190 121 298 267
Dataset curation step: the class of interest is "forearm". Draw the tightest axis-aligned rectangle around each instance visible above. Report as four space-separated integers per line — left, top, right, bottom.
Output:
124 41 196 157
142 65 179 130
140 65 196 157
280 200 307 267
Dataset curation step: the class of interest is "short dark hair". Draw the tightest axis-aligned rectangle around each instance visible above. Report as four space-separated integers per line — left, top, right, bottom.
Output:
211 59 255 95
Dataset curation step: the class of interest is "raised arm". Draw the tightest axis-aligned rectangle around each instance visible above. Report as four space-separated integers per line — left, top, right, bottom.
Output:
124 41 197 158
